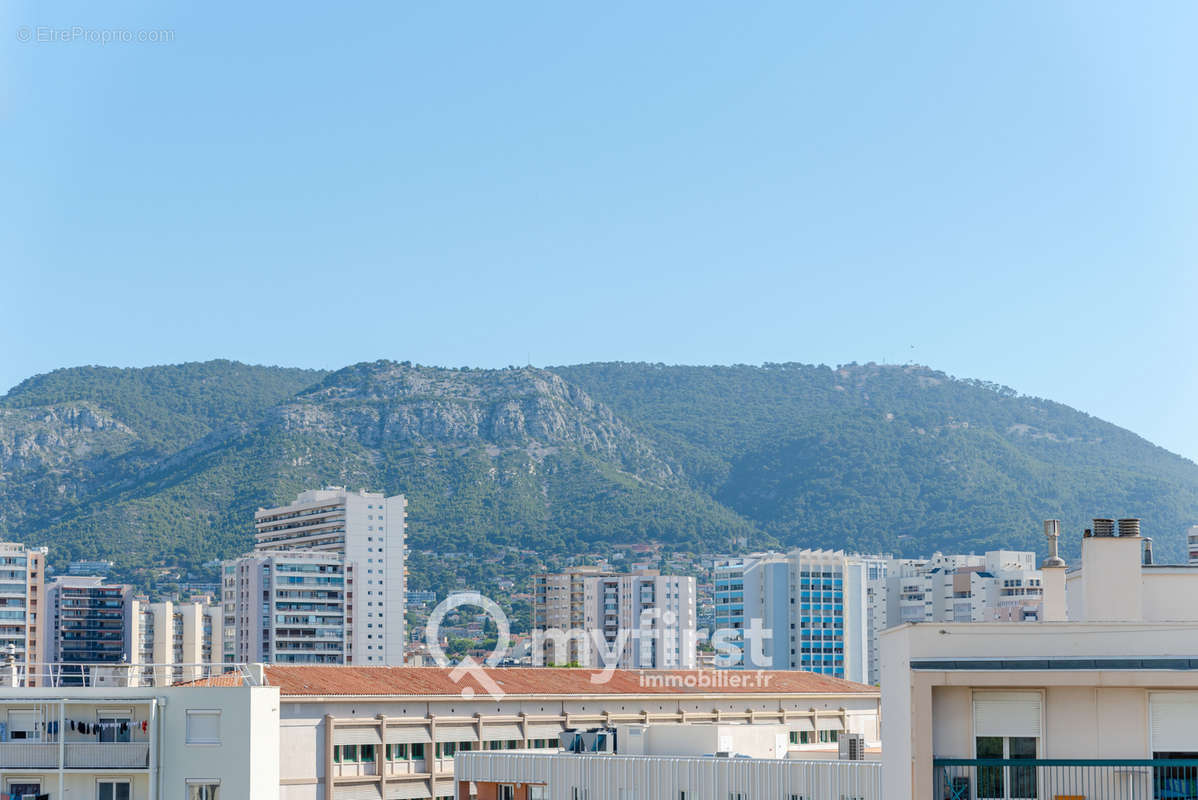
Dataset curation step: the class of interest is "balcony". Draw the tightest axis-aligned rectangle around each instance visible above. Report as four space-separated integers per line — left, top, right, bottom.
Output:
0 742 150 770
934 758 1198 800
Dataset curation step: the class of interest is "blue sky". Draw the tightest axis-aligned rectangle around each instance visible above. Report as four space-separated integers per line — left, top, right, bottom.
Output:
2 2 1196 460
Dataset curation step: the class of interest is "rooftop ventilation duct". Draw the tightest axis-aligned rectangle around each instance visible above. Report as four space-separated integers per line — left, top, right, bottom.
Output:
1042 520 1066 568
1118 518 1142 538
1092 518 1116 537
1143 538 1154 566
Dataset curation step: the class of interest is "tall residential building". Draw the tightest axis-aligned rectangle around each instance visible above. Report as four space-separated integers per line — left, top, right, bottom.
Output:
713 549 875 683
878 550 1042 627
0 542 47 685
714 553 789 668
130 598 224 685
46 576 135 684
532 566 614 666
582 571 697 669
867 549 1042 683
224 487 406 665
789 549 872 683
226 551 347 664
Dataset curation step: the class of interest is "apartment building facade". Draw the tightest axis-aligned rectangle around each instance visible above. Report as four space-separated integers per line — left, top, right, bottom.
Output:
0 543 47 687
881 518 1198 800
531 567 613 666
265 665 880 800
581 572 697 669
866 549 1043 683
713 550 874 682
0 666 279 800
224 487 406 666
130 599 223 686
46 577 135 685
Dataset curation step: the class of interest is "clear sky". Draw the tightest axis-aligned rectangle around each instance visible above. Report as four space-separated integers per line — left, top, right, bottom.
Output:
2 2 1196 461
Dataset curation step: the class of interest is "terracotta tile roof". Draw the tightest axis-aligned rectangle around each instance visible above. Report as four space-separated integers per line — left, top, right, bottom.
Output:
176 671 245 687
263 666 877 697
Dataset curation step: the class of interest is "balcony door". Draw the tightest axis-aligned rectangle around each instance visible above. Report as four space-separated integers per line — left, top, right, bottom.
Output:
973 691 1042 800
98 709 133 743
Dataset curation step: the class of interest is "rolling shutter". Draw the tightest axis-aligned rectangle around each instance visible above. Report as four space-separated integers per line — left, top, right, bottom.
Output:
1151 692 1198 751
335 784 382 800
815 716 845 731
526 720 566 738
385 782 431 799
387 727 432 745
335 727 382 746
973 691 1042 738
481 722 523 741
788 717 816 733
433 722 478 742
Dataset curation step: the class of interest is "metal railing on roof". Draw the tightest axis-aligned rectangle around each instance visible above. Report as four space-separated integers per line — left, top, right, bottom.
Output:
1 662 262 688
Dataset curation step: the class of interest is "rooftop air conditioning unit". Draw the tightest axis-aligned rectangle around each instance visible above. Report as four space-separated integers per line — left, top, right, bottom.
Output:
838 733 865 761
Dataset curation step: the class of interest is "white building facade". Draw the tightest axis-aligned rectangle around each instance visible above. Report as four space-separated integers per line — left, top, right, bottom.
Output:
0 667 279 800
130 600 223 686
265 665 880 800
224 487 406 666
881 518 1198 800
581 572 697 669
0 543 47 686
713 550 874 683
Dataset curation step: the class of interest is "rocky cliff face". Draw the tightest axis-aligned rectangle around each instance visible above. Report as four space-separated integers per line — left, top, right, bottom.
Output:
275 363 675 482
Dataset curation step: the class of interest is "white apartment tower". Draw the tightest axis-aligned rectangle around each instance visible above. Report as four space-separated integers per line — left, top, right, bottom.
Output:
713 549 874 683
582 571 697 669
0 542 47 685
867 549 1043 682
131 599 224 685
224 487 406 665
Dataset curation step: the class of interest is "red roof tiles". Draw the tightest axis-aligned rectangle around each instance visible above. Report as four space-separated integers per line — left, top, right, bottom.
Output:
262 666 877 697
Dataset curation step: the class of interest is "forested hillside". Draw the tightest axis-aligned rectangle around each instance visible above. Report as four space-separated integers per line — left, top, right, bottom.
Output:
1 359 1195 591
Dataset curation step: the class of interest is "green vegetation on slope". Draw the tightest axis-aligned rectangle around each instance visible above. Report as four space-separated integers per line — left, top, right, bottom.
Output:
1 359 1196 592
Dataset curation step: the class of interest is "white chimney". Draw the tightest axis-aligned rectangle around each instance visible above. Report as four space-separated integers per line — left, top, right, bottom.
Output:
1040 520 1067 622
1080 517 1143 622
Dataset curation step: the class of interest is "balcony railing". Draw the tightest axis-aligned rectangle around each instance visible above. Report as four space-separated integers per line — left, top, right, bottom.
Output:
934 758 1198 800
0 742 150 770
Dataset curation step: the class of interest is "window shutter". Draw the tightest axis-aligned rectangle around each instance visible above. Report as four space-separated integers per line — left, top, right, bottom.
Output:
186 710 221 744
973 691 1042 738
1151 692 1198 752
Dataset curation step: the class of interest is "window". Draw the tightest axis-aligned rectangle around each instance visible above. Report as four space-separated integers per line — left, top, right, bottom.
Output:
186 781 220 800
98 780 131 800
530 788 548 800
499 787 516 800
98 710 133 743
973 691 1041 800
8 782 40 800
185 710 221 744
7 710 40 741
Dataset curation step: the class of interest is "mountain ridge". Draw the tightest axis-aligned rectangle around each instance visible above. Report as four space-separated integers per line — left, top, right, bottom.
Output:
1 358 1195 591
